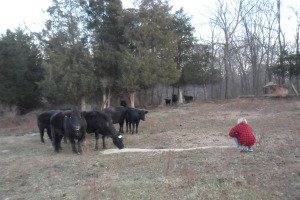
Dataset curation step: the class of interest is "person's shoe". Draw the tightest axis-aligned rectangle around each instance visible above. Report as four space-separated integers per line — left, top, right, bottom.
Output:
248 146 254 152
239 146 247 152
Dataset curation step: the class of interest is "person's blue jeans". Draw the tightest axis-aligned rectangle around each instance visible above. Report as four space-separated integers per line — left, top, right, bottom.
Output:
233 138 253 151
233 137 241 148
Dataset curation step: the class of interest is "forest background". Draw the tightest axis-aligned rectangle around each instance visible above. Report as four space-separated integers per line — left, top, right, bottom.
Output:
0 0 299 114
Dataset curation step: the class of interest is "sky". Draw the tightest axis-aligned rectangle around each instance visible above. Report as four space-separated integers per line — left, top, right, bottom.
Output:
0 0 299 43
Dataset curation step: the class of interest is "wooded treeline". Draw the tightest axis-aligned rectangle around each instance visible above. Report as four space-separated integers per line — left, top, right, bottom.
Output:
0 0 299 113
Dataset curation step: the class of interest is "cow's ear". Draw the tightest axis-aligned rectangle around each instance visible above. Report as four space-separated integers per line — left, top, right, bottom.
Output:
145 110 148 114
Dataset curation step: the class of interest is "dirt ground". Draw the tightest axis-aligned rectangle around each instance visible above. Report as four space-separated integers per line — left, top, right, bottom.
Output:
0 97 299 200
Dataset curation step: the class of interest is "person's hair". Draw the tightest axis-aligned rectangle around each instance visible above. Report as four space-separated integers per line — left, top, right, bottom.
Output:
237 117 247 124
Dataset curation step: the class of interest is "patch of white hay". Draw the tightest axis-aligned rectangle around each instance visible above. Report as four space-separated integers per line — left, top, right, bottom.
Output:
101 146 233 154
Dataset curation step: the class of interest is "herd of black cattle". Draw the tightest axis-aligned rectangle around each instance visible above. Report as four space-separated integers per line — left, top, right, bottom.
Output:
37 105 148 154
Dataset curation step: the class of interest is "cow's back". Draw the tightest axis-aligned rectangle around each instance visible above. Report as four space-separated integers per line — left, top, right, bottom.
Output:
103 106 127 124
50 111 64 131
37 110 59 125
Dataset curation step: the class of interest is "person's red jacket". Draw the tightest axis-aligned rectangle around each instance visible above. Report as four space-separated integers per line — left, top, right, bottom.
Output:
229 122 256 146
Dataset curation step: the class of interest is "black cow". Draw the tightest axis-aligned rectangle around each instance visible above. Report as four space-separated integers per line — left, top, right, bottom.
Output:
120 100 127 107
103 106 127 133
172 94 178 105
37 110 61 143
50 110 87 154
82 111 124 150
183 95 193 103
125 108 148 134
165 99 171 106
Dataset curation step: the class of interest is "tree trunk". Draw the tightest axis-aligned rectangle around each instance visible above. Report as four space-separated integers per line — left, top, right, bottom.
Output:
203 85 207 101
129 92 135 108
178 87 184 104
297 74 300 92
224 33 230 99
211 84 214 99
80 95 87 111
107 88 111 108
102 87 107 109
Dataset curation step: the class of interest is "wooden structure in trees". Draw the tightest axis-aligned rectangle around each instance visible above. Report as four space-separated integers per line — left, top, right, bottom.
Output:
263 82 289 97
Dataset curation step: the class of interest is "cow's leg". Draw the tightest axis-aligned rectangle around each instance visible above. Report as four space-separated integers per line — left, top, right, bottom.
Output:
63 136 67 143
126 121 129 133
129 123 132 133
40 128 45 143
77 136 85 154
77 141 82 154
119 122 124 133
130 123 133 134
63 130 68 143
52 129 60 153
69 138 78 154
95 132 99 150
58 135 64 149
102 135 106 149
131 123 134 134
77 132 85 154
136 122 139 134
46 127 52 141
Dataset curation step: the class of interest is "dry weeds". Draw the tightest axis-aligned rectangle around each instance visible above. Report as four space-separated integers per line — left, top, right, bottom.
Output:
0 97 299 200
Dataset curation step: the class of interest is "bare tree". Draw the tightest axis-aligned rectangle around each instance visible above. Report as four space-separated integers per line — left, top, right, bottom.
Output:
292 6 300 91
276 0 287 84
241 0 278 96
211 0 255 99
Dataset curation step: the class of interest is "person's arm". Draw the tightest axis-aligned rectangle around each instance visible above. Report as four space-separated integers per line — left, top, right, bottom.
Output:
229 124 240 137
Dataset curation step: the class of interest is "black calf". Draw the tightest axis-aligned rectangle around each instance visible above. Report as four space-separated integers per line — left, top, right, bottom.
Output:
82 111 124 150
103 106 127 133
50 110 87 154
165 99 171 106
125 108 148 134
172 94 178 104
37 110 61 143
183 95 193 103
120 100 127 107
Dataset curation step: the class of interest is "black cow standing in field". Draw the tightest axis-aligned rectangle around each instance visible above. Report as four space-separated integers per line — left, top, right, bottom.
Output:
125 108 148 134
103 106 127 133
50 110 87 154
37 110 63 143
82 111 124 150
120 100 127 107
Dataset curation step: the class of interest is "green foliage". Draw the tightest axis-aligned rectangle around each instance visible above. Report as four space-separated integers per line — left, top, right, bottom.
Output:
272 50 300 81
40 0 96 104
181 44 221 86
0 29 44 112
172 8 196 69
85 0 124 83
119 0 180 93
171 8 198 87
288 53 300 77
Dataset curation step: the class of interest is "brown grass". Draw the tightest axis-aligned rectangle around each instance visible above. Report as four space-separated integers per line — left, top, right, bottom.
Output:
0 97 299 200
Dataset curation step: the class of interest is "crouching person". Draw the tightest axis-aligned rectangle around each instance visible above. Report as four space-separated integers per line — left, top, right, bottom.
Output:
229 117 256 152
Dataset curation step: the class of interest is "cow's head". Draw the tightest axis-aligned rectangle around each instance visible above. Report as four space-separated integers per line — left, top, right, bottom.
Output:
64 110 85 135
112 134 124 149
138 110 148 121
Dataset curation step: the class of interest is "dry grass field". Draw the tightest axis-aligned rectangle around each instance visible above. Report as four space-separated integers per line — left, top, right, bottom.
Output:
0 98 299 200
